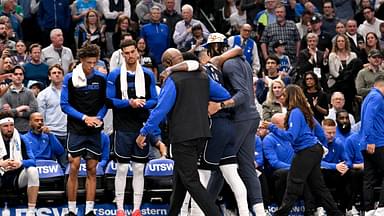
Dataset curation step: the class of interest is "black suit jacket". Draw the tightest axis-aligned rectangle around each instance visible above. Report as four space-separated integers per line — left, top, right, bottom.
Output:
347 33 364 59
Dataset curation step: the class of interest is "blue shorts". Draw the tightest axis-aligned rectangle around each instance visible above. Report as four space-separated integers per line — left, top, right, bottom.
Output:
67 132 101 160
114 130 149 163
199 117 237 170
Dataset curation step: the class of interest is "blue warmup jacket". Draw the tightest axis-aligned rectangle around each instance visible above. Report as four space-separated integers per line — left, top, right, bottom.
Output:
321 138 349 170
99 132 110 168
345 132 363 167
263 133 294 170
268 108 326 152
255 136 264 167
335 127 353 145
140 22 170 65
360 88 384 150
140 77 231 136
23 131 64 160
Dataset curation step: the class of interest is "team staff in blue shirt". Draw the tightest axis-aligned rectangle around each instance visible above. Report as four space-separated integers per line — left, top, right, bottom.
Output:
24 112 65 166
263 113 316 214
262 84 342 216
321 119 353 213
360 75 384 216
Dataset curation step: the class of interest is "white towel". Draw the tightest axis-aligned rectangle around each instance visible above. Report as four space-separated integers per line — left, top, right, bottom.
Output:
0 128 22 175
72 63 87 88
120 61 146 100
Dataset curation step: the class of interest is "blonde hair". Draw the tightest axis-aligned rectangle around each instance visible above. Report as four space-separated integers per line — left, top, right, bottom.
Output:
266 79 285 104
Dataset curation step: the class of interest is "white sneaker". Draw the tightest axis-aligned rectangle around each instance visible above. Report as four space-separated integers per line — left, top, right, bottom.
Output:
315 207 326 216
346 206 360 216
365 209 376 216
374 207 384 216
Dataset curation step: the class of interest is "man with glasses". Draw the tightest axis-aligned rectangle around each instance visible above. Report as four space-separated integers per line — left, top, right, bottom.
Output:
228 24 261 77
357 6 383 38
356 49 384 98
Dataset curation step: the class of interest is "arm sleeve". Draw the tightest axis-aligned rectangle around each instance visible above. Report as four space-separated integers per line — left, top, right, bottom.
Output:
363 95 381 144
223 61 249 105
209 77 231 101
328 53 340 78
21 137 36 168
320 160 337 170
140 78 176 136
106 71 130 109
48 133 65 158
60 75 86 121
143 71 158 109
263 137 291 169
255 80 268 104
99 132 110 168
173 22 188 45
268 108 302 143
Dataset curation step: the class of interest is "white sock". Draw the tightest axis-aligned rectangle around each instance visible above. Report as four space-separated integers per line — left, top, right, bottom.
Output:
252 203 266 216
115 163 129 210
27 204 35 215
180 192 191 215
220 164 249 216
132 162 145 211
68 201 76 214
85 201 94 214
190 169 211 216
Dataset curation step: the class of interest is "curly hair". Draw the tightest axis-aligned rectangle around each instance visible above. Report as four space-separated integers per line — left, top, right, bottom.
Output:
284 84 315 129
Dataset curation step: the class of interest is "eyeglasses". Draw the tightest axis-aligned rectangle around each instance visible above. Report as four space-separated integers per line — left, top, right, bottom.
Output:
305 77 314 80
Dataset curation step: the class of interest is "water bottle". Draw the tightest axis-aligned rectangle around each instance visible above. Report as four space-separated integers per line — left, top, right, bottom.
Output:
2 202 10 216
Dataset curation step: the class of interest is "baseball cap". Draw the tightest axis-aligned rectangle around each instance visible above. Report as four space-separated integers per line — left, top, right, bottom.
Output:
27 80 44 90
368 49 382 58
203 33 227 48
310 14 322 24
273 40 287 49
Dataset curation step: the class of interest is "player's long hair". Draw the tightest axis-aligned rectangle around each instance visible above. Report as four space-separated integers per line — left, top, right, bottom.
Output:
284 84 315 129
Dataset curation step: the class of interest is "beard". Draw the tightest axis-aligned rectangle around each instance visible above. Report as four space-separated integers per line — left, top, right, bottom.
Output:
337 122 351 134
0 32 7 40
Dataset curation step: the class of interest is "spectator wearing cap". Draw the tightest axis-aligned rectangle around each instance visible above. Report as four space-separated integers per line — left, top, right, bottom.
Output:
173 4 209 49
357 6 384 39
27 81 43 97
272 40 291 74
300 14 333 52
355 49 384 97
183 24 206 56
228 23 261 76
1 65 38 134
23 44 49 89
140 5 169 74
161 0 182 48
260 4 300 64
